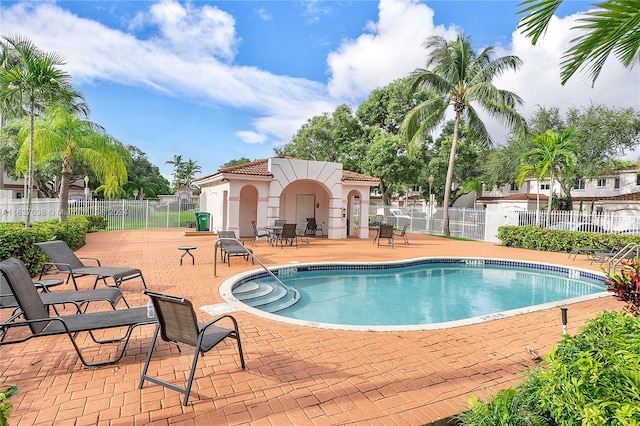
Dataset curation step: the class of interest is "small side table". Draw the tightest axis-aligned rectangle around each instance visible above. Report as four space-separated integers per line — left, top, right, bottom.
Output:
33 278 64 293
179 246 197 265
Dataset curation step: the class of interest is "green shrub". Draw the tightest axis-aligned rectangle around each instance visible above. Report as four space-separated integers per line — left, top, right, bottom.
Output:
457 311 640 425
0 217 89 275
85 215 107 232
497 226 635 254
0 386 18 426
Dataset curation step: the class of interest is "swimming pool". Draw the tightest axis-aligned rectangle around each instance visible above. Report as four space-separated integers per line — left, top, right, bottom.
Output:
218 258 609 331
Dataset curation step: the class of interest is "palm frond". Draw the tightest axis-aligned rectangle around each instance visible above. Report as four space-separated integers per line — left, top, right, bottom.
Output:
517 0 564 45
560 0 640 85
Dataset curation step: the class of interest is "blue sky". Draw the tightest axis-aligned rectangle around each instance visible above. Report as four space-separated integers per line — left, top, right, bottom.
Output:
2 0 638 179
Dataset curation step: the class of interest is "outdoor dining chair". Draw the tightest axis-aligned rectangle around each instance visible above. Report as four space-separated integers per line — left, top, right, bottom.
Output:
278 223 299 248
393 224 409 245
0 258 155 367
377 224 395 248
306 218 323 237
250 221 270 246
35 240 147 290
139 291 245 406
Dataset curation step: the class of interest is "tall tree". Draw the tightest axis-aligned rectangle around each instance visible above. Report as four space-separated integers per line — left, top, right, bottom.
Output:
15 105 130 220
520 129 579 225
361 130 423 205
165 155 184 190
518 0 640 86
402 33 527 236
126 145 170 198
0 35 80 226
181 159 201 189
220 158 252 169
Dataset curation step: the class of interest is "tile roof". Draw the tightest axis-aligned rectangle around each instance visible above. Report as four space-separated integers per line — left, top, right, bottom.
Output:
197 157 380 183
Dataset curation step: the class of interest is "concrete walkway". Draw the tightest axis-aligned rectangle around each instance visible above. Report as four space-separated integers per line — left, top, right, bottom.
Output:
1 229 623 425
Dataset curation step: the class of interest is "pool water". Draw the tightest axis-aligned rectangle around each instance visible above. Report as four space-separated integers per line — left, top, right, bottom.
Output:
249 261 607 327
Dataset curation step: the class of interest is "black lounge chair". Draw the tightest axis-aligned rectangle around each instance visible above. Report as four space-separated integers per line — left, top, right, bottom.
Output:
35 240 147 290
139 291 245 405
1 274 126 340
0 258 155 367
393 224 409 245
377 224 395 248
217 231 254 266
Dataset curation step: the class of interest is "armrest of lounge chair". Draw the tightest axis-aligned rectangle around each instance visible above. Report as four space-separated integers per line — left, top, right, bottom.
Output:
78 257 101 266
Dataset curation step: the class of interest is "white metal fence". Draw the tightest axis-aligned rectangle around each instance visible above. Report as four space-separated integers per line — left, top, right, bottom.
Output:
0 199 199 230
369 206 640 243
4 197 640 241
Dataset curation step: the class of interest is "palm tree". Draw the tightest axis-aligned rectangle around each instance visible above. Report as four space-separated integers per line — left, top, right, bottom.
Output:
519 129 579 226
516 162 546 226
165 155 184 190
124 175 159 200
0 35 78 226
401 33 527 236
181 159 201 189
15 105 130 221
518 0 640 86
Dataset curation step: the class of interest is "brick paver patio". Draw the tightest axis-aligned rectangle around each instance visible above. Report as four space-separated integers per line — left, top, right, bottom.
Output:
1 229 623 425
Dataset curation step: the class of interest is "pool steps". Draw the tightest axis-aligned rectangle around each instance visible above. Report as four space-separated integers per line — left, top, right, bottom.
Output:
233 281 300 313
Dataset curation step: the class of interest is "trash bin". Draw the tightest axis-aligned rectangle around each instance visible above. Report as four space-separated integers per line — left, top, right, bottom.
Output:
194 212 211 231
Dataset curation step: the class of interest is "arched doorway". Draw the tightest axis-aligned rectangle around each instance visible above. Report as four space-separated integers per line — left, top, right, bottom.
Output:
239 185 258 238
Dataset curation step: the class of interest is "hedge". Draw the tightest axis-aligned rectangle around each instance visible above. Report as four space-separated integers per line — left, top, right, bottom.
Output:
497 226 640 253
0 216 90 276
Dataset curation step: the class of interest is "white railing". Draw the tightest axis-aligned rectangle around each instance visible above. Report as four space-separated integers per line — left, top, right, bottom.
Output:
368 206 640 242
0 199 199 230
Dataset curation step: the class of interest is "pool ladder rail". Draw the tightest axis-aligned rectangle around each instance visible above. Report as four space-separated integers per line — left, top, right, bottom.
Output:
213 237 297 301
606 243 640 274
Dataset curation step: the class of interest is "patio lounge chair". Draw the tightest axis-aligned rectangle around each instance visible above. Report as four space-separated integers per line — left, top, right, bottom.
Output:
1 274 126 339
0 258 155 367
306 218 323 237
35 240 147 290
139 291 245 406
393 224 409 245
377 224 395 248
217 231 254 266
250 221 270 246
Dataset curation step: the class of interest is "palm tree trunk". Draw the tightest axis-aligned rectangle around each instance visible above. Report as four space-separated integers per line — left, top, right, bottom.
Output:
25 98 35 228
547 171 554 227
442 112 461 236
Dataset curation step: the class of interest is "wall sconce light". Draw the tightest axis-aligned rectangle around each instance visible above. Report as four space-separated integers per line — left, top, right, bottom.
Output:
316 203 319 208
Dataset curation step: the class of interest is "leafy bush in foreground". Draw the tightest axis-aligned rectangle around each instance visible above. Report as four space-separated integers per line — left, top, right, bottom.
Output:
457 311 640 425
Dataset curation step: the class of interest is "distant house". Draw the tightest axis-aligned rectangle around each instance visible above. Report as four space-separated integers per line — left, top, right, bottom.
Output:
194 157 380 239
477 165 640 216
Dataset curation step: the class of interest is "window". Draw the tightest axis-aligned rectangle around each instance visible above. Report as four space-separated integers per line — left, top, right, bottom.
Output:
411 185 420 193
636 174 640 185
540 182 550 190
614 178 620 189
510 182 519 191
573 179 585 190
597 178 606 187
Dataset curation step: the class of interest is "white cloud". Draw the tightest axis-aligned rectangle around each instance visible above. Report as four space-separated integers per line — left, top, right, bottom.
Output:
1 1 331 145
255 8 272 21
148 0 239 61
326 0 455 100
236 130 266 144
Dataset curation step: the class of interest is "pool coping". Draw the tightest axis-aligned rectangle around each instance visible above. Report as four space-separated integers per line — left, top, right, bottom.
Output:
216 256 611 332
